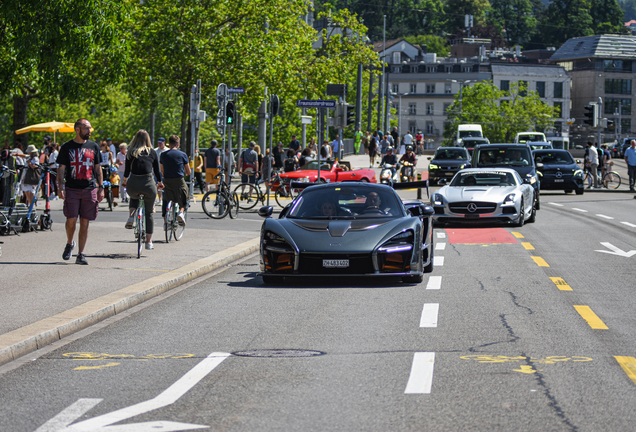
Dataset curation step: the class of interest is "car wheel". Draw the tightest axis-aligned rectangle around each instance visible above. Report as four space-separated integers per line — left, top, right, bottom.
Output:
534 193 540 210
514 199 525 227
360 178 369 182
575 188 584 195
527 197 536 223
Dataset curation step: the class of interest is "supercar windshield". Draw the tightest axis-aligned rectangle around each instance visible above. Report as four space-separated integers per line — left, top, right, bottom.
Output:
451 171 519 187
288 186 404 219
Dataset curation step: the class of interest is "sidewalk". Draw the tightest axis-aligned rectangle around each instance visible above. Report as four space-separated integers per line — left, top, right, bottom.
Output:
0 197 259 366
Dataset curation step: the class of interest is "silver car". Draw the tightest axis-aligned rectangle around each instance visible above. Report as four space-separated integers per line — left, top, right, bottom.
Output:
431 168 536 226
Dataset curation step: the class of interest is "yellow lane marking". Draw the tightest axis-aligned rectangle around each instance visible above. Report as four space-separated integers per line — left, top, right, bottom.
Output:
513 365 542 374
550 277 573 291
531 256 550 267
574 305 609 329
511 232 524 238
74 362 120 370
615 356 636 385
521 242 535 250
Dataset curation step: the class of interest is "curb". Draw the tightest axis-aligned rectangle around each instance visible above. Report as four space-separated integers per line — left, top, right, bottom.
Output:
0 238 260 367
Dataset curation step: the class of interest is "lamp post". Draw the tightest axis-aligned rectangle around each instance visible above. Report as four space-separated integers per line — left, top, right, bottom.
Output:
450 79 475 119
391 91 409 139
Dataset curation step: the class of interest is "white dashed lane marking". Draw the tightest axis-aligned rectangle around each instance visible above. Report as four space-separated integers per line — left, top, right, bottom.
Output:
405 352 436 394
435 242 446 251
419 303 439 328
426 276 442 290
572 208 588 213
433 256 444 266
622 222 636 228
596 214 614 220
436 232 446 239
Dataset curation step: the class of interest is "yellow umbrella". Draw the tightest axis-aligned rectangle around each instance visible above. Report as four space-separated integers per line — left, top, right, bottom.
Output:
15 121 79 144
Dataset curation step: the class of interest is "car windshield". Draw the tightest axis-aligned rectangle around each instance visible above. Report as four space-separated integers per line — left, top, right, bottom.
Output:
518 134 544 142
298 160 333 171
476 148 532 167
450 171 518 187
434 148 468 160
533 150 575 165
287 186 404 219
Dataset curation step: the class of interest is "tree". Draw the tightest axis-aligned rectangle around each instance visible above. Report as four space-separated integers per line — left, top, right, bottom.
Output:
403 35 450 57
487 0 538 45
443 0 491 35
0 0 130 145
591 0 630 34
444 81 555 144
538 0 594 47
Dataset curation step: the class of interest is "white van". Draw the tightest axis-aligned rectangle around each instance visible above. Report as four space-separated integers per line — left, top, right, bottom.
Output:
547 137 570 150
515 132 547 143
457 124 483 144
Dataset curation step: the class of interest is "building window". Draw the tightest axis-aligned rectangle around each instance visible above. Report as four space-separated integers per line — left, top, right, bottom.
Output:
554 102 562 118
443 103 451 114
445 84 452 94
392 52 401 64
392 84 399 93
605 79 632 95
604 60 632 72
426 121 434 135
409 104 417 115
536 81 545 98
554 122 563 133
426 103 434 115
411 66 418 73
554 82 563 98
622 119 632 134
500 80 510 92
426 84 436 94
410 83 417 93
408 122 416 134
605 98 631 115
519 80 528 96
427 66 435 73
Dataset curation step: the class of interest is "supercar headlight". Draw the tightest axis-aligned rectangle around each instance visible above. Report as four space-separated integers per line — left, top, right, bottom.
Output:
378 230 414 253
503 193 516 205
428 164 439 170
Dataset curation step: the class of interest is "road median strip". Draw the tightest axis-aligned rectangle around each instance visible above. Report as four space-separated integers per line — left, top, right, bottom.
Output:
0 238 259 367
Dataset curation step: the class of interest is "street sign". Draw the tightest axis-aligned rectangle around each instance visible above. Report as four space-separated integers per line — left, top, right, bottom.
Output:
216 83 227 108
228 87 245 94
326 84 347 97
296 99 336 108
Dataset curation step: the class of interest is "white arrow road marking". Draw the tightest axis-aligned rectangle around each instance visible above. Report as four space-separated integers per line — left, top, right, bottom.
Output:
595 242 636 258
405 352 435 394
36 352 230 432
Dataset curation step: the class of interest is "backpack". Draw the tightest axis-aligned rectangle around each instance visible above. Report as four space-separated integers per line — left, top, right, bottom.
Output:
284 157 297 172
241 150 256 173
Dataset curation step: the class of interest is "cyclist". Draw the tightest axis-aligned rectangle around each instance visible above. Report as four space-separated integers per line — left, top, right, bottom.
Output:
160 135 190 227
238 141 259 197
122 129 163 250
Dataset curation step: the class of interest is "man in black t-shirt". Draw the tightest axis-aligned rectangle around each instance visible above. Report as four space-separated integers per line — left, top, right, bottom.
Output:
57 118 103 265
204 139 221 192
289 135 300 153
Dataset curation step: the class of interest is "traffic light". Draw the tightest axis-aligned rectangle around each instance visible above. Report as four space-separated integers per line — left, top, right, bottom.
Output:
225 101 235 126
607 118 615 130
583 104 598 128
270 95 280 117
346 104 356 126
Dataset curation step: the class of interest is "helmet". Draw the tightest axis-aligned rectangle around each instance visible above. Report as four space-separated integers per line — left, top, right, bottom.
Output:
110 165 118 173
406 145 413 152
386 146 394 153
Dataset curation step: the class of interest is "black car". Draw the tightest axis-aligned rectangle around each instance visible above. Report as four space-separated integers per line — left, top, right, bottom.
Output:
258 182 434 284
472 143 541 209
427 147 471 185
460 137 490 155
533 149 584 195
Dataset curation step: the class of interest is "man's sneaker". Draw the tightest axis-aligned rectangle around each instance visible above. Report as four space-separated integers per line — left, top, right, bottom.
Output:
62 241 75 260
145 242 154 250
177 212 186 226
125 216 134 229
75 253 88 265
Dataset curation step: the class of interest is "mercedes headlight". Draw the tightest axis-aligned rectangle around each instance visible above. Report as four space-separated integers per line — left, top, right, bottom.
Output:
573 169 583 178
459 164 467 169
432 193 443 206
428 164 439 170
503 193 516 205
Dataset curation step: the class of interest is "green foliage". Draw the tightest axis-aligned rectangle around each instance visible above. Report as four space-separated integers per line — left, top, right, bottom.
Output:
403 35 450 56
487 0 538 45
444 81 555 144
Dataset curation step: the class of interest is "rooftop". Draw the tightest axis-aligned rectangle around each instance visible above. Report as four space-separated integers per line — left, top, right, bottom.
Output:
550 34 636 60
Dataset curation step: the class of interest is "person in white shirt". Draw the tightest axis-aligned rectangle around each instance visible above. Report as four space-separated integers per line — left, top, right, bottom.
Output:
586 141 599 188
403 131 413 154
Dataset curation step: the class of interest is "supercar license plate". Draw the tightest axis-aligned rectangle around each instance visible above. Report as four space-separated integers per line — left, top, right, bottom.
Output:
323 259 349 268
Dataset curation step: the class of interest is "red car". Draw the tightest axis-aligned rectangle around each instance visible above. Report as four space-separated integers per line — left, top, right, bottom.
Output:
276 160 377 186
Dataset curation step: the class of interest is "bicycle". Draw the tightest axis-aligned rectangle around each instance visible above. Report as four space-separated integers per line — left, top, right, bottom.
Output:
165 198 188 242
132 193 146 258
233 170 296 210
201 168 239 219
583 167 621 189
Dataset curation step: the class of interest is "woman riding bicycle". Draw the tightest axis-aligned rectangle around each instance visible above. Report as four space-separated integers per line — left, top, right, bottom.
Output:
122 129 163 250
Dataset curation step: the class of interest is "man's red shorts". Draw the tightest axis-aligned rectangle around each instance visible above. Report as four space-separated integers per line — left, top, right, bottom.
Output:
63 187 99 221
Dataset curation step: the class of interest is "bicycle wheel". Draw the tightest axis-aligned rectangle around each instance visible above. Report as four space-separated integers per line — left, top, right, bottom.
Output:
604 172 621 189
165 201 174 243
275 184 295 208
202 191 229 219
583 172 592 188
228 192 240 219
233 183 259 210
175 208 186 240
137 207 145 259
0 212 10 236
107 188 113 211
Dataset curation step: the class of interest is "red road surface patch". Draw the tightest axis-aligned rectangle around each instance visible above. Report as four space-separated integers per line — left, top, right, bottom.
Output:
445 228 518 244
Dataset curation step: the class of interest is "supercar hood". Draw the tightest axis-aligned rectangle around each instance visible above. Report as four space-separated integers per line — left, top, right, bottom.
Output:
443 185 518 201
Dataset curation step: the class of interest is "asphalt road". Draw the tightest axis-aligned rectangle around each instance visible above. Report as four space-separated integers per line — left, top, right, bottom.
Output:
1 189 635 431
